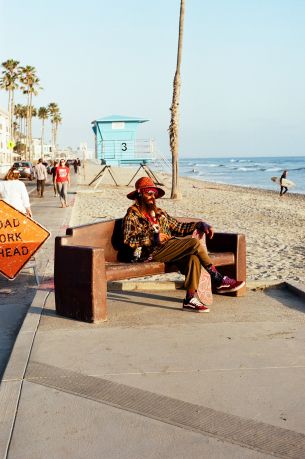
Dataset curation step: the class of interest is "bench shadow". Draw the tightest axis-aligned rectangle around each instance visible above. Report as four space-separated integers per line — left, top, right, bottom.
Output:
255 284 305 314
108 290 183 311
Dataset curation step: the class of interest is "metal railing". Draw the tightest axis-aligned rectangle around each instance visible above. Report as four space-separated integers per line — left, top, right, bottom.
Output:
98 139 155 163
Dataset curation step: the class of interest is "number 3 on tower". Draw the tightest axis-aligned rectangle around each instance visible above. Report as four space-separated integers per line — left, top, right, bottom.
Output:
121 142 127 151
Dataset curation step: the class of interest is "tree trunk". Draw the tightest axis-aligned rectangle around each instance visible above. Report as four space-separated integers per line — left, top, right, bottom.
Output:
7 89 12 141
51 123 55 156
25 95 30 161
29 93 33 161
11 91 15 141
41 119 45 157
54 124 58 155
169 0 185 200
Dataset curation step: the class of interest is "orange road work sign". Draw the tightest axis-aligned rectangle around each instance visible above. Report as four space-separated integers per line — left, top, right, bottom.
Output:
0 200 50 280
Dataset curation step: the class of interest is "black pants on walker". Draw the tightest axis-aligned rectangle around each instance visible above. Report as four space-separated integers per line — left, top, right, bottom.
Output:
37 179 45 197
152 237 212 291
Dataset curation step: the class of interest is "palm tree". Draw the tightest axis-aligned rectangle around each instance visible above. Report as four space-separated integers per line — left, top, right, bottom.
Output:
0 59 20 141
19 65 41 160
19 105 28 142
48 102 60 154
52 112 62 154
169 0 185 199
12 121 18 140
14 103 23 140
38 106 49 157
14 104 27 150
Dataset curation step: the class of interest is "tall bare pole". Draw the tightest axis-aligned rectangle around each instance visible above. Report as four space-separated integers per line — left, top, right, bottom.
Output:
169 0 185 200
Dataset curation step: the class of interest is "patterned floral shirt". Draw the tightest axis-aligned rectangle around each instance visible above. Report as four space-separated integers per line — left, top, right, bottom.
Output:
123 204 198 259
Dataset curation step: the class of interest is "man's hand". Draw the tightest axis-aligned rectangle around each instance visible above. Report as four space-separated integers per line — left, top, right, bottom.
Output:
196 221 214 239
159 233 171 244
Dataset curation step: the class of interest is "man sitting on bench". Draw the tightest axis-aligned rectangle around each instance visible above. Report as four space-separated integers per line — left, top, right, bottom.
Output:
123 177 245 313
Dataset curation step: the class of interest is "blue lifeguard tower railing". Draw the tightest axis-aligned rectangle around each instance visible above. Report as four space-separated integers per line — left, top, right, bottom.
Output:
91 114 155 166
90 114 164 187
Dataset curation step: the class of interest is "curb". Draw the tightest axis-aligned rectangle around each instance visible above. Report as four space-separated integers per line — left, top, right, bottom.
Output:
285 280 305 300
108 279 282 292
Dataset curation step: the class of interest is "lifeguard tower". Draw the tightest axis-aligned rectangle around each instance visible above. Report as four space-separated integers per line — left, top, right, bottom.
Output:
91 114 155 166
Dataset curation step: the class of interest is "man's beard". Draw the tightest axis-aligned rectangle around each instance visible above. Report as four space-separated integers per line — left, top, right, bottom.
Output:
138 196 157 214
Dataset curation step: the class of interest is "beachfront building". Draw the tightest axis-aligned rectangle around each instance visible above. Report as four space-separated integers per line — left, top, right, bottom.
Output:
91 114 155 166
78 143 94 160
0 107 14 174
31 138 53 161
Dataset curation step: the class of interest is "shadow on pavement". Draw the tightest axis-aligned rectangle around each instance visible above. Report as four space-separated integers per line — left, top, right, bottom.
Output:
0 273 37 382
260 284 305 314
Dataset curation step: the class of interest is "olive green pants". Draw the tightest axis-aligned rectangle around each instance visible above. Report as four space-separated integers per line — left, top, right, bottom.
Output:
152 237 212 291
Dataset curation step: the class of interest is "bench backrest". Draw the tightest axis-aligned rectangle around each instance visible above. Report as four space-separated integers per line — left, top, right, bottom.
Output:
65 219 124 262
62 217 200 263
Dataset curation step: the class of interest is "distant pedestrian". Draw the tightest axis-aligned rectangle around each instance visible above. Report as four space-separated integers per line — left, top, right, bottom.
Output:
0 168 32 217
280 170 288 197
55 158 70 207
50 160 58 196
73 159 78 174
34 158 48 197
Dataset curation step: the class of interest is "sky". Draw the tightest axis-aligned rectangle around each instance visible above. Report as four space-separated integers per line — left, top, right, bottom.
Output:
1 0 305 158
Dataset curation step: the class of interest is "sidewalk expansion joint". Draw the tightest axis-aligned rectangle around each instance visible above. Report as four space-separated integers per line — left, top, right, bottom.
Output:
25 360 305 459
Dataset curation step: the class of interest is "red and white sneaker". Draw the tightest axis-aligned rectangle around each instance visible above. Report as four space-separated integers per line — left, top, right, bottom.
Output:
183 296 210 313
216 277 245 294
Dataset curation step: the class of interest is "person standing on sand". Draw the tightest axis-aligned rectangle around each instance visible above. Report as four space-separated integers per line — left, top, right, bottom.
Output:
34 158 48 198
123 177 245 313
0 168 32 217
55 158 70 207
280 170 288 197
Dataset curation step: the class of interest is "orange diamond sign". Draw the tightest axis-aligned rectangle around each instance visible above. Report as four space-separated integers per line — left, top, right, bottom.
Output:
0 200 50 280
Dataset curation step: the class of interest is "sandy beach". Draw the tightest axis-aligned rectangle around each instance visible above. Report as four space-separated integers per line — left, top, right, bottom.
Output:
71 161 305 284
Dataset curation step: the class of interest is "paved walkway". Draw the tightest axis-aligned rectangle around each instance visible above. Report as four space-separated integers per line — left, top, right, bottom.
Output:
1 173 305 458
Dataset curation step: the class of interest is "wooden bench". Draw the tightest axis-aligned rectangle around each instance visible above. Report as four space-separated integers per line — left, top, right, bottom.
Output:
54 218 246 323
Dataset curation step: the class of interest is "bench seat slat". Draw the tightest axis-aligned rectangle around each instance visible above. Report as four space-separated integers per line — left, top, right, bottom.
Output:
105 252 235 281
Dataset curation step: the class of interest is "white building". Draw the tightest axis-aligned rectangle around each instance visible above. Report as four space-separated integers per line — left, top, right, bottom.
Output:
0 107 16 176
79 143 94 160
0 107 10 163
31 138 52 161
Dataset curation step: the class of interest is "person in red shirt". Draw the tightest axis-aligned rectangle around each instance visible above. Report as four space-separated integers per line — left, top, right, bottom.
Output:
55 159 70 207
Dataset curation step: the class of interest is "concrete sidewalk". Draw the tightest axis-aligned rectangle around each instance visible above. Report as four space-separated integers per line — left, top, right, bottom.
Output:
0 172 78 457
1 177 305 458
0 174 77 378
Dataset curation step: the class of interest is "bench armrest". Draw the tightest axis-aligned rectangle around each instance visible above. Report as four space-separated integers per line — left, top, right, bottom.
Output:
54 238 108 322
206 232 244 253
206 232 246 293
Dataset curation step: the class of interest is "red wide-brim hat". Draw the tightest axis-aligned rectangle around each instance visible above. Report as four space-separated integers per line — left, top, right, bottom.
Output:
127 176 165 200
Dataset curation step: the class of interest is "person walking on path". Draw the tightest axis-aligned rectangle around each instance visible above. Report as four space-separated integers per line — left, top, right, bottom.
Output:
0 168 32 217
123 177 245 313
73 159 78 174
55 158 70 207
280 170 288 197
34 158 48 198
50 160 58 196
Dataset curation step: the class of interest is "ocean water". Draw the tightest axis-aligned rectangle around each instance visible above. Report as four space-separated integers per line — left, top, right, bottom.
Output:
178 156 305 194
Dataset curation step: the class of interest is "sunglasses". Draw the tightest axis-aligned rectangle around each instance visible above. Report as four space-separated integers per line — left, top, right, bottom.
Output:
144 190 156 196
